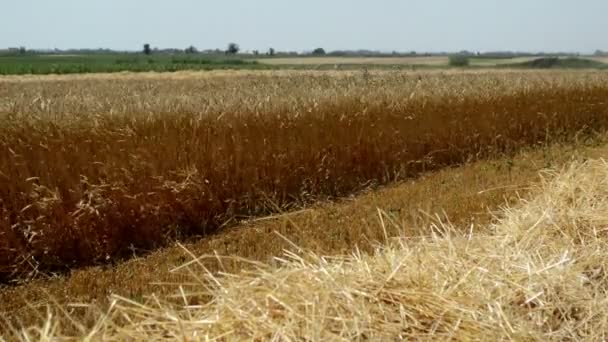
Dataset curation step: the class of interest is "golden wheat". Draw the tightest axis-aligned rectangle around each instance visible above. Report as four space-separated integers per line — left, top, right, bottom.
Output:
1 70 608 283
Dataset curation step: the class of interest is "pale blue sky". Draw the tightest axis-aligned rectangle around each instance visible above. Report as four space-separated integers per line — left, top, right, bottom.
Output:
2 0 606 53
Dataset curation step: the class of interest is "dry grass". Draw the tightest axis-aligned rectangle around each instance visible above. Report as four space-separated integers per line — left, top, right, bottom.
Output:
0 68 574 83
2 70 608 283
255 56 538 67
255 56 448 66
589 56 608 64
257 56 602 68
7 155 608 340
470 56 537 66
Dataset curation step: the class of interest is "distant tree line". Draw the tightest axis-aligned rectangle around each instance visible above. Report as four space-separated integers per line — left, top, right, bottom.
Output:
3 43 603 59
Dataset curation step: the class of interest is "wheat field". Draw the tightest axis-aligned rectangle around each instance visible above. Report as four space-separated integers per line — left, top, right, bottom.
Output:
7 155 608 340
1 69 608 285
1 69 608 339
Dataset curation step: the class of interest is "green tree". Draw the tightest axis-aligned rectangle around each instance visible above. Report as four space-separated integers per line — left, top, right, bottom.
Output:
185 46 198 54
268 47 275 56
143 43 152 55
226 43 240 55
312 48 326 55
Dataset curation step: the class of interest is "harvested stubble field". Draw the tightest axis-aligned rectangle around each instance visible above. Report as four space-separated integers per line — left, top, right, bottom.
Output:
1 69 608 287
255 56 448 66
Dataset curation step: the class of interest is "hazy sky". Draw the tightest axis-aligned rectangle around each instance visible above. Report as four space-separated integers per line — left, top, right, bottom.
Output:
2 0 606 53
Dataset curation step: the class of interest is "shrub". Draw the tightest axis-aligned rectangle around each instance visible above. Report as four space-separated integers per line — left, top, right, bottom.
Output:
449 55 470 67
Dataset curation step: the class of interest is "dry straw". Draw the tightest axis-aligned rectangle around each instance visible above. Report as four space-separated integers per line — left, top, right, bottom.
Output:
10 158 608 340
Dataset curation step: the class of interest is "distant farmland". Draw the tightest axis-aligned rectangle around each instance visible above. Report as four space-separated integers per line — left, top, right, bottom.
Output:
256 55 607 68
2 53 605 76
255 56 448 66
0 54 266 75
